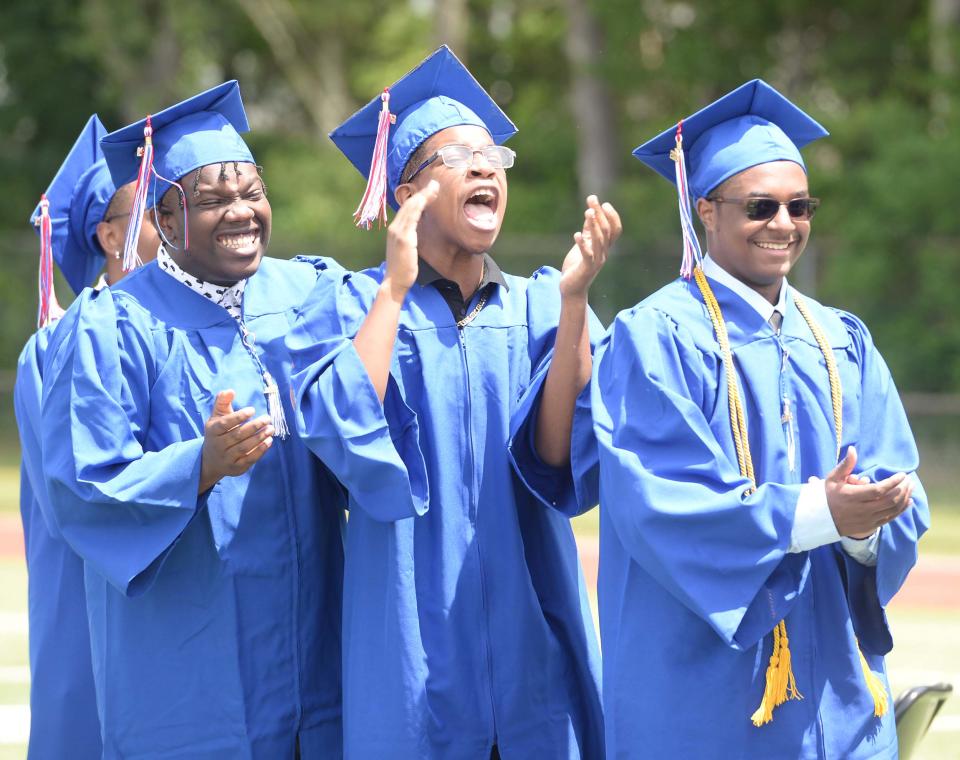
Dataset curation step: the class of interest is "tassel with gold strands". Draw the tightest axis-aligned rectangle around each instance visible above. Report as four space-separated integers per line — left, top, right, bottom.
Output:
794 292 889 719
354 89 396 230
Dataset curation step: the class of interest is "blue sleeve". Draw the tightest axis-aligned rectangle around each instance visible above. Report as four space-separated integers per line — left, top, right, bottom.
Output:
291 254 346 275
834 311 930 655
40 289 205 597
592 308 807 650
287 270 428 522
508 267 605 517
14 330 56 539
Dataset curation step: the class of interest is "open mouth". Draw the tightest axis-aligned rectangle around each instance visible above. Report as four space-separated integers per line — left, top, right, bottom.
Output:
463 189 499 231
216 229 261 254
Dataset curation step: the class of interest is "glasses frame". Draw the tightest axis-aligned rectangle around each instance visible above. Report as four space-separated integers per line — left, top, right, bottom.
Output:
406 144 516 184
709 196 821 222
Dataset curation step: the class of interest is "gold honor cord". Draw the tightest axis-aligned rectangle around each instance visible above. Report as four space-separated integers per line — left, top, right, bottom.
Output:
692 267 888 725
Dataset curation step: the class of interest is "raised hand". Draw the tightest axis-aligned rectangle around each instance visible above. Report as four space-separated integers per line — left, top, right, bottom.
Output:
384 180 440 300
560 195 622 300
825 446 913 539
198 389 275 493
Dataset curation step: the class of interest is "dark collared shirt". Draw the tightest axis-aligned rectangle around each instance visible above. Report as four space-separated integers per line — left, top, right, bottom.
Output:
416 252 509 322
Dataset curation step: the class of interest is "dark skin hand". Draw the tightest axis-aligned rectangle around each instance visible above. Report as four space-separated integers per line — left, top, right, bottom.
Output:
825 446 913 539
198 390 275 493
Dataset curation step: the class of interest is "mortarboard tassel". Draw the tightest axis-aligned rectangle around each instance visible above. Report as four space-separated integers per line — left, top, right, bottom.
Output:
121 115 154 272
669 120 704 280
35 195 63 328
353 89 395 230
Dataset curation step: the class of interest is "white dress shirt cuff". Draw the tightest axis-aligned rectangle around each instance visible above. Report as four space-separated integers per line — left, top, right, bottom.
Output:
789 478 841 552
839 532 880 567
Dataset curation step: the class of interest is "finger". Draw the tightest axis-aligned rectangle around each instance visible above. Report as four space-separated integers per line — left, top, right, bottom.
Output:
830 446 857 482
222 415 273 451
392 194 427 233
393 180 437 225
233 435 274 469
420 179 440 204
601 202 623 241
869 477 912 516
212 390 236 417
849 472 907 504
207 406 255 435
586 195 612 240
230 421 275 457
574 230 591 259
588 208 606 259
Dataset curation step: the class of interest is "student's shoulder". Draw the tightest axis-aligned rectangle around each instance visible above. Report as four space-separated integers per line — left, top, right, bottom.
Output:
790 288 871 352
612 278 709 339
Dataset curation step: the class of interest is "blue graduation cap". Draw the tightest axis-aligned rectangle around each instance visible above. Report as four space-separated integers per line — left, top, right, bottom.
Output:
99 80 255 266
632 79 828 278
30 114 115 305
330 45 517 226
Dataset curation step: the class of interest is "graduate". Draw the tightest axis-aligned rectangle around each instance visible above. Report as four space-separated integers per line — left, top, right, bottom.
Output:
287 46 619 759
592 80 929 758
15 113 160 760
40 82 346 758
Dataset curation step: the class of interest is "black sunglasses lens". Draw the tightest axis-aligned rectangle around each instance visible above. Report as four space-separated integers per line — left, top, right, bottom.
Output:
744 199 780 220
788 198 819 219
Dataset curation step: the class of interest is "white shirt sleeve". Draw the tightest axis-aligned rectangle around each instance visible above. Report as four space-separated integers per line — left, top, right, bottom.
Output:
789 477 841 552
839 532 880 567
788 477 880 566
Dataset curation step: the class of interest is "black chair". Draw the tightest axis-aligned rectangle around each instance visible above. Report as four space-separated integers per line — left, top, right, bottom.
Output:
895 683 953 760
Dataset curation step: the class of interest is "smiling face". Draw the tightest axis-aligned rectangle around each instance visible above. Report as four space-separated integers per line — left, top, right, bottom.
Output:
395 124 508 257
159 161 271 286
697 160 811 303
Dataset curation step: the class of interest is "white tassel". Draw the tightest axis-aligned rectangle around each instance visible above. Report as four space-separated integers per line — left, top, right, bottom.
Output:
263 372 289 439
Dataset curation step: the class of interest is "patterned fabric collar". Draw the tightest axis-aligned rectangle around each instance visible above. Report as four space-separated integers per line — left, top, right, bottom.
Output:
156 245 246 321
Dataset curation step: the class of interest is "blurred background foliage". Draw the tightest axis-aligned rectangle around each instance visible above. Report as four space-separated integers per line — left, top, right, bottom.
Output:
0 0 957 392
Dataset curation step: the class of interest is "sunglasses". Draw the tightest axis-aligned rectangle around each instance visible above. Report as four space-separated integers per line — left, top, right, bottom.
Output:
407 144 516 183
710 196 820 221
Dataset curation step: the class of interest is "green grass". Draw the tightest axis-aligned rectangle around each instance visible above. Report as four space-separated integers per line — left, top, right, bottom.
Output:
0 467 17 516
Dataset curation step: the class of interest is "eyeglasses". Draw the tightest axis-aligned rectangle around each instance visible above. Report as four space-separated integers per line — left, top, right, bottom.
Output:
710 196 820 221
407 144 516 183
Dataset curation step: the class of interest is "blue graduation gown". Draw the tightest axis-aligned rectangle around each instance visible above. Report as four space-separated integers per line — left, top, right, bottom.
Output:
288 264 603 759
15 325 102 759
40 257 347 759
592 275 930 759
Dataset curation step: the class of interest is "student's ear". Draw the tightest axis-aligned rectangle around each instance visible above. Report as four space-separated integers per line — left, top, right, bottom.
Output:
394 183 415 207
95 221 121 260
696 197 716 232
157 203 179 244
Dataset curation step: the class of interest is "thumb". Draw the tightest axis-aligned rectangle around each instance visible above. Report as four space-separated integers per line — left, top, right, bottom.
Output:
212 389 236 417
833 445 857 481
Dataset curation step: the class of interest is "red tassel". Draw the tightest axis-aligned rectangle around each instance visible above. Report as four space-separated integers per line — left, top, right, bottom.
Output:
121 115 153 272
35 194 62 328
354 89 395 230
